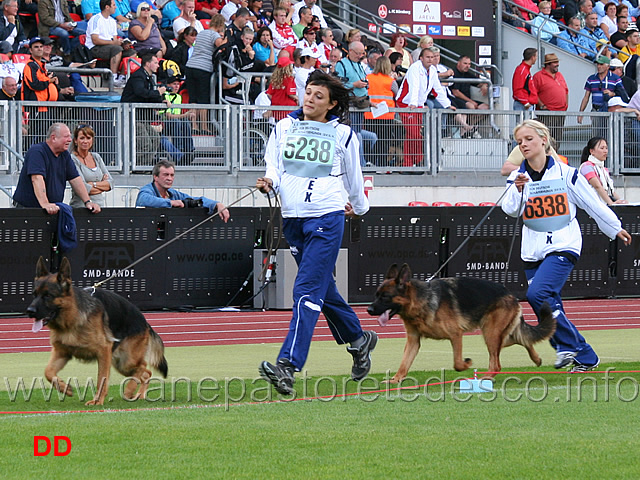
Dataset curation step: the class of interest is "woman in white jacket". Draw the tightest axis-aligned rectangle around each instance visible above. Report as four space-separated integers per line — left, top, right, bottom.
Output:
256 70 376 395
502 120 632 372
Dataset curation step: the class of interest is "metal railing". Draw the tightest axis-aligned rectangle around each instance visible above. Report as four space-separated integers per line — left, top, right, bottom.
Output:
2 100 640 176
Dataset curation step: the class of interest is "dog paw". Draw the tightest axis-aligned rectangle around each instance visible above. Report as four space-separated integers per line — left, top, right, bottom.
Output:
85 399 104 406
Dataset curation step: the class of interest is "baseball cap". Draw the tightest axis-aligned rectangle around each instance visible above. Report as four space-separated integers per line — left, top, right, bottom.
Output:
300 47 321 58
610 58 624 68
303 26 319 35
29 37 45 47
596 56 610 64
276 56 293 67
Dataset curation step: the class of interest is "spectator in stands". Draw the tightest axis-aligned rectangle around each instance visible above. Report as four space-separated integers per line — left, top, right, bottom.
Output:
136 159 229 221
130 0 162 21
248 0 270 29
563 0 582 25
21 37 59 108
364 56 402 166
86 0 129 88
575 0 594 28
291 5 310 38
173 0 203 38
13 123 101 213
533 53 569 147
253 25 275 66
194 0 221 19
121 51 166 102
224 26 264 103
69 124 113 208
129 2 167 56
185 13 225 132
342 28 361 54
0 0 26 54
609 15 629 49
610 57 636 96
269 5 296 56
225 6 250 44
38 0 88 55
0 74 18 100
580 136 628 205
363 47 381 75
296 24 317 52
41 36 87 100
512 47 538 111
221 0 248 24
266 55 296 120
578 55 628 132
317 27 335 64
113 0 133 26
512 0 538 21
531 1 561 43
599 1 618 38
82 0 101 20
160 0 183 30
293 45 317 104
396 47 454 167
291 0 325 29
166 25 197 72
451 55 489 111
582 11 608 60
410 34 433 63
158 75 196 163
384 32 411 69
557 16 589 57
618 27 640 62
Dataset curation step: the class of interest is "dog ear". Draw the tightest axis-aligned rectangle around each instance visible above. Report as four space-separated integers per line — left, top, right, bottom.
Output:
36 256 49 278
57 257 72 288
385 263 399 279
397 264 412 288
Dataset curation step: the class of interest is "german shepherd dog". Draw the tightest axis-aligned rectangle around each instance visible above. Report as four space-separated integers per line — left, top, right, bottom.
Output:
27 257 168 405
367 264 556 382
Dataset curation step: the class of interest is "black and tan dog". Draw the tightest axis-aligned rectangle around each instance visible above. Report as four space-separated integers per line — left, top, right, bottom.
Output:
27 257 168 405
368 264 556 382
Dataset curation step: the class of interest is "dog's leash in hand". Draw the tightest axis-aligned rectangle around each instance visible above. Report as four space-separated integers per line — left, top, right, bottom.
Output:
427 183 522 283
90 187 259 290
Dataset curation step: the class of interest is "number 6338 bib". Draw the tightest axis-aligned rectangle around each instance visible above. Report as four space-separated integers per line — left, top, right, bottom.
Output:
523 178 571 232
282 121 336 177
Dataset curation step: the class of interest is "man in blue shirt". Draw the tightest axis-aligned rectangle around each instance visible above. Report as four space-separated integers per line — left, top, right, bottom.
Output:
581 12 608 61
13 123 101 214
557 16 589 58
135 159 230 221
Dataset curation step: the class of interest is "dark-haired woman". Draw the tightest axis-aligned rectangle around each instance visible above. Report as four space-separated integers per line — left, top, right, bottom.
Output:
256 70 376 395
579 136 628 205
166 26 198 74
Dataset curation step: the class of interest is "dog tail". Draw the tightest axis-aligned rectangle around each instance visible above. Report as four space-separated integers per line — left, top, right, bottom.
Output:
512 301 556 345
147 328 168 378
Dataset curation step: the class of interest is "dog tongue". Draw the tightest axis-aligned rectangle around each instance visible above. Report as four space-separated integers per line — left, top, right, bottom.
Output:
378 310 391 327
32 320 43 333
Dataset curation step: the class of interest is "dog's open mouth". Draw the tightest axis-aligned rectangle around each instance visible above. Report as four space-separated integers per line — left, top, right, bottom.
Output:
378 309 393 327
32 317 50 333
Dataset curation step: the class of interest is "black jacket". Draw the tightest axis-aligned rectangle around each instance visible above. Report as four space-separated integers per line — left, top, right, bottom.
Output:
120 67 164 103
0 15 26 53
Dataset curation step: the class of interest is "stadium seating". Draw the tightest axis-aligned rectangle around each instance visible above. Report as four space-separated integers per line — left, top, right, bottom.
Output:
455 202 475 206
432 202 452 207
408 201 429 206
479 202 497 206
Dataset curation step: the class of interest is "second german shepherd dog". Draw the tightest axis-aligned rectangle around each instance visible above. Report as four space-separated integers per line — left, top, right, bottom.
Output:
367 264 556 382
27 257 168 405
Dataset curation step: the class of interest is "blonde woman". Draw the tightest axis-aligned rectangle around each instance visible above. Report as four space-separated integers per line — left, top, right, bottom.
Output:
502 120 631 373
410 34 433 63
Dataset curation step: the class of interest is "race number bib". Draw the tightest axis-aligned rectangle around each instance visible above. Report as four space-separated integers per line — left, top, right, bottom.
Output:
282 121 336 177
523 178 571 232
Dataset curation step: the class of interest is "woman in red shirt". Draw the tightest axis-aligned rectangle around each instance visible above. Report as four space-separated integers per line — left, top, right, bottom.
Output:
266 56 298 121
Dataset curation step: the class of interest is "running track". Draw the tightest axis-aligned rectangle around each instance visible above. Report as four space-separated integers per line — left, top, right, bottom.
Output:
2 298 640 354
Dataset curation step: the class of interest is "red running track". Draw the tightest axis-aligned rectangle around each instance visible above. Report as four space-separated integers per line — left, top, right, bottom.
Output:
2 298 640 354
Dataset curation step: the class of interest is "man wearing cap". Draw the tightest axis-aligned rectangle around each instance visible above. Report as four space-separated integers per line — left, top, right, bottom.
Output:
533 53 569 146
581 12 608 61
21 37 59 119
611 56 637 96
292 5 311 39
556 16 589 58
618 27 640 62
578 55 628 133
294 46 318 104
0 0 26 54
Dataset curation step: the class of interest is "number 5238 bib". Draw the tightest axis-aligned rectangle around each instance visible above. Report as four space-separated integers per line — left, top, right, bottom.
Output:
282 121 336 177
523 178 571 232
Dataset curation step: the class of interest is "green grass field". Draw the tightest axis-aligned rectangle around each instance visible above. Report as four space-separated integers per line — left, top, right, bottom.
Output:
2 331 640 479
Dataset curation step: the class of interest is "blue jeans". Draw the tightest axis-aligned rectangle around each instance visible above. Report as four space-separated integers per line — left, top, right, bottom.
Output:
525 254 599 366
278 212 363 370
49 20 87 54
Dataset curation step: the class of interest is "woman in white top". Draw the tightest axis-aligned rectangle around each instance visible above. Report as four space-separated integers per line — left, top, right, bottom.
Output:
70 125 113 208
579 136 628 205
600 2 618 38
